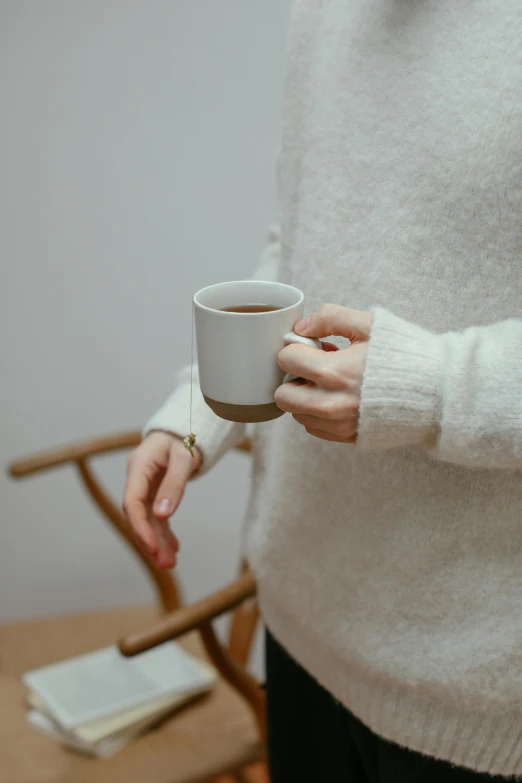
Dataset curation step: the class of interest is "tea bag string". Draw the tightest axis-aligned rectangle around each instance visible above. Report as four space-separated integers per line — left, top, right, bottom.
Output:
183 301 197 458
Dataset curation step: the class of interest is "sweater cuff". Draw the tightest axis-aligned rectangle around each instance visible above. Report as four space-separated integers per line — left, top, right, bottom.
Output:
144 382 245 475
357 308 444 451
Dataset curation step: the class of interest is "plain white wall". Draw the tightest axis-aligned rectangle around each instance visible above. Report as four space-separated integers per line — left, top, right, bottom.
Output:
0 0 290 652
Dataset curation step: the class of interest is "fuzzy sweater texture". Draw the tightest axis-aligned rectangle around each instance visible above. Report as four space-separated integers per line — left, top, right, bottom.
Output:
146 1 522 776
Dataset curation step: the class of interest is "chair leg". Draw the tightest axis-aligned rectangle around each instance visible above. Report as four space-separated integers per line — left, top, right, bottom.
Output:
207 775 246 783
206 774 247 783
231 773 251 783
233 766 268 783
208 764 268 783
209 771 256 783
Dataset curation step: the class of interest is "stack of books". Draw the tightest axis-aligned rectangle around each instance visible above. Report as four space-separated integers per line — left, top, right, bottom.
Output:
23 641 216 758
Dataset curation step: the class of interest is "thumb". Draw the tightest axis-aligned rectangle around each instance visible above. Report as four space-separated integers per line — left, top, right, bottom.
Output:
295 304 373 342
153 442 201 519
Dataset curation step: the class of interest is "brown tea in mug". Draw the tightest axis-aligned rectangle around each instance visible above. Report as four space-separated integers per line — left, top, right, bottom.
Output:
220 304 282 313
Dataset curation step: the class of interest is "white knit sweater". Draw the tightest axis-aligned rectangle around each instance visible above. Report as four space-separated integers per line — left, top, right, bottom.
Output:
146 1 522 776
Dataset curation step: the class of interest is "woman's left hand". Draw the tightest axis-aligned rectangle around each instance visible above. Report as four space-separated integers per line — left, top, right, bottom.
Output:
275 305 373 443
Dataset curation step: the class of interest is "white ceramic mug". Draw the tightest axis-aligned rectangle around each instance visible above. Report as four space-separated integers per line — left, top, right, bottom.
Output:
194 280 320 423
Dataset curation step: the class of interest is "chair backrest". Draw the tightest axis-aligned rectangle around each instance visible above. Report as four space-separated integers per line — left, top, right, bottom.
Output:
9 432 258 662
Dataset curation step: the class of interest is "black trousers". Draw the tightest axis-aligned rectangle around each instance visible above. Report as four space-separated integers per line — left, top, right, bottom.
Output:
265 631 510 783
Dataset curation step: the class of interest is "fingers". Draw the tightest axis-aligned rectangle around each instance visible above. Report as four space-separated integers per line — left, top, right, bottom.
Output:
275 383 354 419
278 344 336 386
292 412 358 438
122 433 196 568
150 516 180 570
153 441 198 519
278 309 368 446
123 458 159 554
321 341 338 353
305 427 357 443
147 439 200 569
295 304 373 342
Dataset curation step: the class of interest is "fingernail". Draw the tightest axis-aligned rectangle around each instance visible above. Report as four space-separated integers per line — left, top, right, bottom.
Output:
155 498 173 515
295 316 310 334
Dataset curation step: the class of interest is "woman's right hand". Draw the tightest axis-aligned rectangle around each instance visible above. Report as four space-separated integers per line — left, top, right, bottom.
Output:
123 431 202 570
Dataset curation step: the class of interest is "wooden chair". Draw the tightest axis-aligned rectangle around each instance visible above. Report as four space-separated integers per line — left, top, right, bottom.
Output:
3 431 266 783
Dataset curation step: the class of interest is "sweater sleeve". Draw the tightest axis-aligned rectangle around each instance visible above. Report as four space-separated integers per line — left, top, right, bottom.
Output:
143 225 281 474
357 308 522 469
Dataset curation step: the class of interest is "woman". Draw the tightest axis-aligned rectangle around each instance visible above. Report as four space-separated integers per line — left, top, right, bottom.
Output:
123 2 522 780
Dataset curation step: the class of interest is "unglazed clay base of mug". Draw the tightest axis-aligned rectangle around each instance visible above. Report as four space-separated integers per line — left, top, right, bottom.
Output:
203 396 285 423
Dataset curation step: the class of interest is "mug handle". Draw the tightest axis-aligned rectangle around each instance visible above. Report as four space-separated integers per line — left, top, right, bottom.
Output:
282 332 323 383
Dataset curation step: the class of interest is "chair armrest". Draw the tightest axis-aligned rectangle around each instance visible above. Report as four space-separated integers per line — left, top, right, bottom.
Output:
9 431 142 477
9 434 252 478
119 571 257 656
